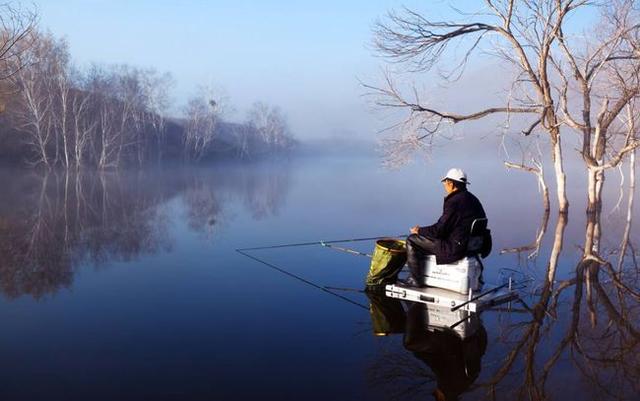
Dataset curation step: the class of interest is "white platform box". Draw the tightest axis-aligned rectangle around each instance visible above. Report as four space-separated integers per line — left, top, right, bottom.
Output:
416 255 482 294
386 284 477 311
385 283 518 313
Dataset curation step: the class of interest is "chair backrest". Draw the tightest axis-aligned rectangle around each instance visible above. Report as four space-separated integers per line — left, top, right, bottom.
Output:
470 218 487 236
467 218 488 253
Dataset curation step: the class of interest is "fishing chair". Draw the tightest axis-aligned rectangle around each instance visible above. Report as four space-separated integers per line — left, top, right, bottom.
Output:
467 218 488 255
467 218 489 284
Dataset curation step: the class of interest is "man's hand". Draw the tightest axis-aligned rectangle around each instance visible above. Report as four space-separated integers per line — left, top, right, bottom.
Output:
410 225 420 235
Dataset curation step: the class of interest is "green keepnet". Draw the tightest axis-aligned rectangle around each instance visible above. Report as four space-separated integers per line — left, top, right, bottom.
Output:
365 239 407 289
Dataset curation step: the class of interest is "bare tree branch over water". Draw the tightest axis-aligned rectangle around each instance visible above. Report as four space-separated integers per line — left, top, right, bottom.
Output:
369 0 640 215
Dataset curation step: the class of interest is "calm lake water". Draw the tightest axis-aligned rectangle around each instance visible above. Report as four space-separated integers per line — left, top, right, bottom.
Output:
0 154 638 400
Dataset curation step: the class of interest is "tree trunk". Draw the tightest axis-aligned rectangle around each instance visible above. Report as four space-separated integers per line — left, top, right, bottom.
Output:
551 132 569 214
584 164 605 259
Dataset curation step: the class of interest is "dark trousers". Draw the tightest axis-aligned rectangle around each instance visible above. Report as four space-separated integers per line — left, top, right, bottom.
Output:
406 234 439 280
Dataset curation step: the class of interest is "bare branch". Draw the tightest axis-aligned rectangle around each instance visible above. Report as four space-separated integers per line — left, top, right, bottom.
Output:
522 118 542 135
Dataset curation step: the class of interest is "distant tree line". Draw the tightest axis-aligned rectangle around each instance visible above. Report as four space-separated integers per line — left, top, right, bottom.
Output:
0 10 296 169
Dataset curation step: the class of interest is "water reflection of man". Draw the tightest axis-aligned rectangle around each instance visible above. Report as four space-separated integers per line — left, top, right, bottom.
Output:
406 168 487 285
366 295 487 401
403 302 487 401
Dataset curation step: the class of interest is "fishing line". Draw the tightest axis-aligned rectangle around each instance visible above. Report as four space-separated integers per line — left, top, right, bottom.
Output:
236 249 369 310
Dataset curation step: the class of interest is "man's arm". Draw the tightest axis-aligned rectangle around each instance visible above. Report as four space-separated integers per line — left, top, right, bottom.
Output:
417 200 454 239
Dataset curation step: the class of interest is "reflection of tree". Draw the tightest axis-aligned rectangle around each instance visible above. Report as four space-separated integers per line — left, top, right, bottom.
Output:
575 276 640 398
617 148 636 273
0 170 172 299
183 177 223 236
81 172 173 266
0 172 74 299
180 162 292 237
473 213 567 400
241 165 289 220
481 189 640 399
500 208 550 262
0 163 293 298
489 211 638 400
539 199 640 399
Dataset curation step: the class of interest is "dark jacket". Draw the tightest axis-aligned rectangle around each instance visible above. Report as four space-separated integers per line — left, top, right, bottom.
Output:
418 189 486 264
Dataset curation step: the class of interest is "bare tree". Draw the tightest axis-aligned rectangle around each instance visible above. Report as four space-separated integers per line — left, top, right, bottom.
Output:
6 30 77 169
369 0 640 215
0 2 36 83
183 87 221 162
11 31 68 167
0 2 36 129
55 59 71 167
83 65 119 169
70 87 93 169
13 63 52 166
138 69 173 161
501 157 550 259
246 101 293 154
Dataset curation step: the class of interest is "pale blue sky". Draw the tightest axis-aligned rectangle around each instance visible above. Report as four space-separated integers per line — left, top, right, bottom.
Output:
32 0 451 139
32 1 596 140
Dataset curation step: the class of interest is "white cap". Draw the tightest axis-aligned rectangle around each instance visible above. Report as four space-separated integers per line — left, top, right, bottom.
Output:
441 168 469 184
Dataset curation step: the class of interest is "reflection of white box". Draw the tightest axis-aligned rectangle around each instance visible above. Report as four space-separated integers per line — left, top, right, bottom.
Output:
419 303 480 339
417 256 481 294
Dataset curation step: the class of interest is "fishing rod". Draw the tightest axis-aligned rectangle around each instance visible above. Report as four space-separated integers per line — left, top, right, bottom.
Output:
236 234 406 252
320 242 372 257
323 286 365 293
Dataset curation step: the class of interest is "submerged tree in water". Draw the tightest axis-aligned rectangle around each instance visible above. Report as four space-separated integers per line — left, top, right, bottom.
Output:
369 0 640 215
366 3 640 398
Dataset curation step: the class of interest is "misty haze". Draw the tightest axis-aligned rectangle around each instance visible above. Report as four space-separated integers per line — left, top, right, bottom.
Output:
1 2 639 401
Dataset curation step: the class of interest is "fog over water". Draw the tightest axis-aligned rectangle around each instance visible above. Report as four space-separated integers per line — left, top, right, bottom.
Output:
0 152 638 400
0 1 637 399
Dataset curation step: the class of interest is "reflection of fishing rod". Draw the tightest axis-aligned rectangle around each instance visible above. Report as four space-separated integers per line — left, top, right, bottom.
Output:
236 249 369 310
450 278 528 312
451 283 510 312
237 234 405 252
449 298 532 329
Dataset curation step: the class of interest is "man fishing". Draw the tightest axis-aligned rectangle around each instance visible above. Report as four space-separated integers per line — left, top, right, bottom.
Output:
405 168 488 286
